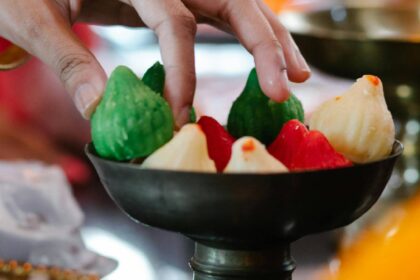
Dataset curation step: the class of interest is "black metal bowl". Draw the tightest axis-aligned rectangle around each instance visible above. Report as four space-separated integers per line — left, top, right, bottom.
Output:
280 7 420 85
86 141 402 249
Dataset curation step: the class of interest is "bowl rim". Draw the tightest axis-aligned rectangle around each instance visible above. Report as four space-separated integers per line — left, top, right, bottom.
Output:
85 140 403 176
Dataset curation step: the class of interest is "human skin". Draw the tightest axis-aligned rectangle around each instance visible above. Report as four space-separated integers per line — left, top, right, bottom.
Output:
0 0 310 126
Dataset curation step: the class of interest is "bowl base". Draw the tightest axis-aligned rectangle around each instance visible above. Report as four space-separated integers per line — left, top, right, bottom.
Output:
190 243 295 280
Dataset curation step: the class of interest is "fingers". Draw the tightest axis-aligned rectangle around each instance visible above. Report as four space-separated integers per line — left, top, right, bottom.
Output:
79 0 145 27
225 0 292 102
185 0 290 102
0 0 107 119
130 0 197 127
256 0 310 83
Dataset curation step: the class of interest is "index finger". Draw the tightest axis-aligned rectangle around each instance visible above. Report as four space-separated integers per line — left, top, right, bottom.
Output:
256 0 310 83
130 0 197 127
185 0 290 102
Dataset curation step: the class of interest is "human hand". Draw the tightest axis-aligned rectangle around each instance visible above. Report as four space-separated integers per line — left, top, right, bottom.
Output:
0 0 310 126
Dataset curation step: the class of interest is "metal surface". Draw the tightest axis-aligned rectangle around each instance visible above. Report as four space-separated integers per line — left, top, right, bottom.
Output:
190 243 294 280
86 142 402 248
280 7 420 84
86 142 402 279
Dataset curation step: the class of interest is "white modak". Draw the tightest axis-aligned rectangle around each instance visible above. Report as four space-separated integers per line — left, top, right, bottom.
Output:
142 124 217 172
224 137 289 173
310 75 395 163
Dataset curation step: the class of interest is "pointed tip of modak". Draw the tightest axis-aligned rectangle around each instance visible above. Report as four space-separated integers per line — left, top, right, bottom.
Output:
349 74 384 99
224 136 288 173
111 65 138 79
151 61 164 68
144 61 165 78
244 67 261 91
232 136 264 154
356 74 383 90
142 123 216 172
180 123 204 135
363 75 381 86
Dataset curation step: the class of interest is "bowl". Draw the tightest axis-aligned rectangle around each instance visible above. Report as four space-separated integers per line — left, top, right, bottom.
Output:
86 141 402 279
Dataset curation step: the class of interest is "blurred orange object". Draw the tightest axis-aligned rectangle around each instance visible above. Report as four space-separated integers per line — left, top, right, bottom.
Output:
264 0 321 13
264 0 286 12
321 191 420 280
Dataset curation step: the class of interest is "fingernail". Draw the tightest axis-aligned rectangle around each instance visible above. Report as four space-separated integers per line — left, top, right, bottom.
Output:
74 83 103 119
280 70 291 100
280 68 290 89
294 49 311 74
290 36 311 74
174 106 191 130
273 48 290 100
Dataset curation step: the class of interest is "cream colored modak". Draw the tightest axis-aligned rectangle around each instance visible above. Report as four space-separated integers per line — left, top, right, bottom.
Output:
310 75 395 163
224 137 288 173
142 124 216 172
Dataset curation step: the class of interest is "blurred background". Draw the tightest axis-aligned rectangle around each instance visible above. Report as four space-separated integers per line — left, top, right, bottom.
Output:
0 0 419 279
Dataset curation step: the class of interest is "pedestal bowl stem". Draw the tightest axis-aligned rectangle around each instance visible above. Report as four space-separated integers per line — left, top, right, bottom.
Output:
190 243 295 280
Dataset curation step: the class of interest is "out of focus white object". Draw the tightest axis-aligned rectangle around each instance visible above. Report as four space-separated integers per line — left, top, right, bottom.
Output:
142 124 216 172
82 227 155 280
0 161 116 276
224 137 288 173
310 75 395 163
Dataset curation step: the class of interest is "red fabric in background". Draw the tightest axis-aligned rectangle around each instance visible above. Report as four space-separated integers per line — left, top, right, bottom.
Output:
0 37 12 52
0 36 26 121
0 24 96 124
0 25 96 185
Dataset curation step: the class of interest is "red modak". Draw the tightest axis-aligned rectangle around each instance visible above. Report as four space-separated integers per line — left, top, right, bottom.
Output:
198 116 235 172
268 120 352 171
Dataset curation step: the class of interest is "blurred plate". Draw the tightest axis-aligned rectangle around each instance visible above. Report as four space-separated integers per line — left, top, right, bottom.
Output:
280 7 420 84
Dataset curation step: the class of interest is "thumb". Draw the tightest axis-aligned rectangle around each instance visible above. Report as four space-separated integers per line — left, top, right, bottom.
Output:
54 42 107 119
46 31 107 119
3 2 107 119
